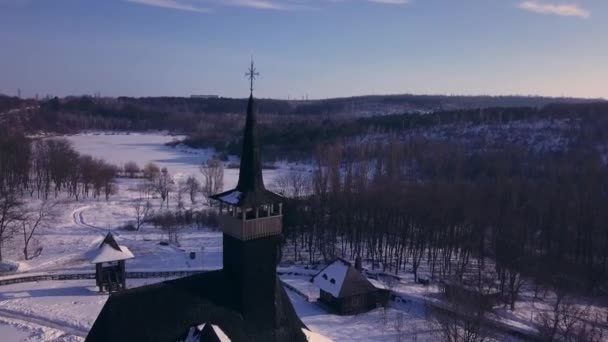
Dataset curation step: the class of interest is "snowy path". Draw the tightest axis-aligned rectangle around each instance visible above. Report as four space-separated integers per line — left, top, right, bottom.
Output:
0 307 87 338
71 206 106 234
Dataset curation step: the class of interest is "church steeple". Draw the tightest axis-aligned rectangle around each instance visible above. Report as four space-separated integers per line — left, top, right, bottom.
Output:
210 59 282 208
236 93 265 193
237 58 265 193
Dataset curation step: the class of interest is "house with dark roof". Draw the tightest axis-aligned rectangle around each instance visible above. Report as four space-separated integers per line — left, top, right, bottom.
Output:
312 258 389 315
86 232 134 293
86 64 330 342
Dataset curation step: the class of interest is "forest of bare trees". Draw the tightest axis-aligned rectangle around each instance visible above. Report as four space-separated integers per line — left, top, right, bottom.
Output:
278 138 608 300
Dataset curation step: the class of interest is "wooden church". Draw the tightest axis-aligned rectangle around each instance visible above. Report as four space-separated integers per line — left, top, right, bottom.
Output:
86 63 322 342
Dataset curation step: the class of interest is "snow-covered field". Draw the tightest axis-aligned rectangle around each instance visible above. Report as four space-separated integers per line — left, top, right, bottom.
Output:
62 132 295 187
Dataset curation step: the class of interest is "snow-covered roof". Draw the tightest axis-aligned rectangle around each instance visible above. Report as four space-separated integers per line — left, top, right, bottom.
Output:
86 233 134 264
302 328 333 342
184 323 230 342
312 258 378 298
312 259 349 297
217 190 242 205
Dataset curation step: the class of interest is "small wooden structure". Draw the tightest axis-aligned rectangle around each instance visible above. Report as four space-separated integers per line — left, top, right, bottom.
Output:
312 258 389 315
86 232 134 293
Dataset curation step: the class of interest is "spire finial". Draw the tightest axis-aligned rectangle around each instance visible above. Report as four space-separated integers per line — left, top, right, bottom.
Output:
245 56 259 94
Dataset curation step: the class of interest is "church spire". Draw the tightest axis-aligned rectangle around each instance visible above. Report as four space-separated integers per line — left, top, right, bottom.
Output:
210 59 282 207
236 59 265 193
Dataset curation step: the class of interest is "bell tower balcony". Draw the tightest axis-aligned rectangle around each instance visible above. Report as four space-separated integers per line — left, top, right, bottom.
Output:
218 203 283 241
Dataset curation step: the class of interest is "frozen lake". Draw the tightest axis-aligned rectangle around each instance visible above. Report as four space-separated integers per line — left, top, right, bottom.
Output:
60 132 287 190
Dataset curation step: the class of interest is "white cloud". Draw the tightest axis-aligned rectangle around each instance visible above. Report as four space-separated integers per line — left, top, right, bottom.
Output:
367 0 409 5
125 0 412 12
126 0 210 13
220 0 314 11
517 1 590 18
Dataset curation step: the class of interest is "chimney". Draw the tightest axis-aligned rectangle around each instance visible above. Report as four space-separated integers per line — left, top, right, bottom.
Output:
355 256 362 272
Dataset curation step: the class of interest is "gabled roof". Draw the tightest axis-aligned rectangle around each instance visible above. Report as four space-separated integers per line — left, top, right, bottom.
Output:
183 323 231 342
86 232 134 264
86 271 308 342
312 258 378 298
210 94 283 208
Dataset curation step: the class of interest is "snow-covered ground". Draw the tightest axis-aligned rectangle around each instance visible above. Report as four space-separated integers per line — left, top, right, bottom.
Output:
0 278 181 342
0 277 435 342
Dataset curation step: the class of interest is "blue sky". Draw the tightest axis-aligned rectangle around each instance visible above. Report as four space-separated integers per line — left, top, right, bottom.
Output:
0 0 606 99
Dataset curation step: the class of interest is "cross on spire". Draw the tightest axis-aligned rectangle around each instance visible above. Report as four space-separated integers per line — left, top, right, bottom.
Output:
245 57 259 94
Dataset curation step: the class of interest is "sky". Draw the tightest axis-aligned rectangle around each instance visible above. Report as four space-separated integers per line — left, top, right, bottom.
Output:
0 0 606 99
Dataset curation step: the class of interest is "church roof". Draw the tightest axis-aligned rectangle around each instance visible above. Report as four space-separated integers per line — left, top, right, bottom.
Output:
210 94 283 208
86 271 308 342
183 323 231 342
312 258 378 298
86 232 134 264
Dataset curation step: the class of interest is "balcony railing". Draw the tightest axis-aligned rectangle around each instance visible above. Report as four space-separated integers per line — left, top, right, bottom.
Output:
219 214 282 241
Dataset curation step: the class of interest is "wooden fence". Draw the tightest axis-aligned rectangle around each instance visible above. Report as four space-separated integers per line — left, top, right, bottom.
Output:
0 270 204 286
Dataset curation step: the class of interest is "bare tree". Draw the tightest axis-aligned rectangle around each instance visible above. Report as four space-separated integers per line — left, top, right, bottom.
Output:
154 168 174 208
158 212 180 245
183 176 201 204
124 161 140 178
132 198 152 231
21 200 55 260
274 171 309 198
143 162 160 180
200 159 224 204
427 287 491 342
0 189 22 262
535 290 600 342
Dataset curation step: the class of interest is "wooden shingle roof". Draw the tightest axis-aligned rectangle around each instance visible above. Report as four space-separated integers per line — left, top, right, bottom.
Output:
86 270 308 342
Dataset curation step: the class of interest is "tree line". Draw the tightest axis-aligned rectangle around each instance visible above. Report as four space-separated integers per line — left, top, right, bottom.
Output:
0 129 118 262
279 137 608 300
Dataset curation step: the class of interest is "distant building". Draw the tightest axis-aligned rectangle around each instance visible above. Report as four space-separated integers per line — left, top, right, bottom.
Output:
312 258 389 315
191 95 219 99
86 232 134 293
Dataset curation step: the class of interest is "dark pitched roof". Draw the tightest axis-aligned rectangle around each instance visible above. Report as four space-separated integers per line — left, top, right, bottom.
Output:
198 323 225 342
102 232 121 251
181 322 228 342
86 270 308 342
210 94 283 207
312 258 378 298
